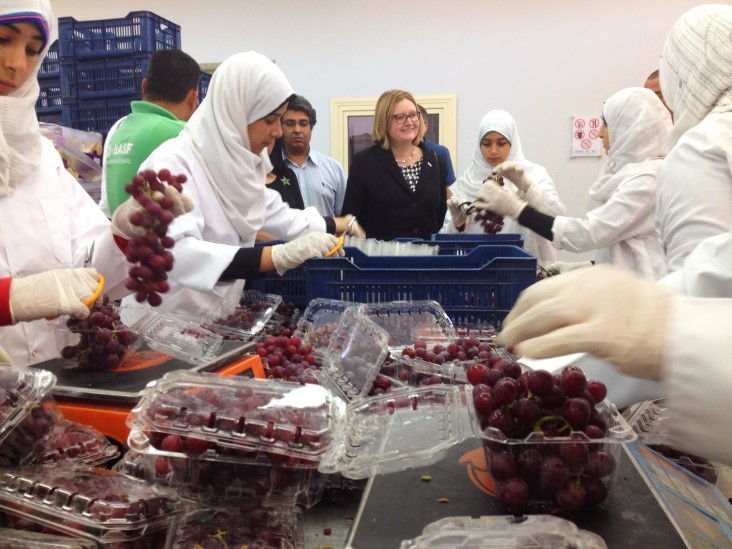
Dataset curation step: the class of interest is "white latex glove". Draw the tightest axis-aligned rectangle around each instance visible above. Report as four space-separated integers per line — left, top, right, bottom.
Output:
111 186 193 240
9 268 102 323
344 215 367 238
544 260 594 276
447 196 469 231
271 233 344 275
493 161 532 192
498 265 671 380
474 180 527 219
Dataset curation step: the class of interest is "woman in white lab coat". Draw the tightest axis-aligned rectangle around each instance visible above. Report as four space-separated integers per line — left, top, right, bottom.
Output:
441 110 565 264
127 52 345 315
476 88 672 279
0 0 130 366
655 4 732 274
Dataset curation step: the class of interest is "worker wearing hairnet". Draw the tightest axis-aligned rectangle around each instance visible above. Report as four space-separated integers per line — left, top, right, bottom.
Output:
474 88 671 279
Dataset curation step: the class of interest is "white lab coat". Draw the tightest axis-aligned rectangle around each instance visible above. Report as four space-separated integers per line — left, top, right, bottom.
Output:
552 164 666 279
136 137 326 315
663 296 732 466
0 139 129 366
656 112 732 273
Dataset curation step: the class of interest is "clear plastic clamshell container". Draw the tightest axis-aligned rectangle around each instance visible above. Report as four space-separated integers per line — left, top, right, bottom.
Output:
0 365 66 467
0 464 185 548
296 299 457 351
399 515 607 549
114 445 327 509
127 371 344 466
131 309 223 365
319 383 636 514
203 286 283 339
623 398 719 484
39 420 119 466
0 528 97 548
314 306 390 402
172 504 304 549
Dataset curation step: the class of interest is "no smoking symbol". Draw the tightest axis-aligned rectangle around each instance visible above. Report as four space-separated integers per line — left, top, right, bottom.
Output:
581 139 592 149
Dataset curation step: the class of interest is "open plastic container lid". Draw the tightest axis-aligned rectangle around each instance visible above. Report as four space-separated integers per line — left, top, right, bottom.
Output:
203 286 282 338
297 299 457 351
0 365 56 444
127 371 344 465
318 383 636 480
399 515 607 549
130 309 223 365
315 306 390 402
0 464 185 544
0 528 97 548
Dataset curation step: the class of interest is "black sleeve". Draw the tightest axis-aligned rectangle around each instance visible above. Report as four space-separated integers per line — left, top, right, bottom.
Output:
323 216 336 234
219 246 265 281
517 205 556 241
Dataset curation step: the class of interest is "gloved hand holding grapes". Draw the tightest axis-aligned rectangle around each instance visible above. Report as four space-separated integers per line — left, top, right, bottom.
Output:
498 264 671 380
8 268 102 323
111 185 193 240
271 232 344 275
493 161 532 192
474 179 527 219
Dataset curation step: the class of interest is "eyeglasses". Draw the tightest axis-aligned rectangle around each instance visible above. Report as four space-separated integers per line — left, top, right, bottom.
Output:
282 119 311 128
392 111 421 125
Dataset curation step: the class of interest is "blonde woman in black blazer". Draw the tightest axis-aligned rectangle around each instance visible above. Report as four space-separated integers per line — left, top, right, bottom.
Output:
342 90 448 241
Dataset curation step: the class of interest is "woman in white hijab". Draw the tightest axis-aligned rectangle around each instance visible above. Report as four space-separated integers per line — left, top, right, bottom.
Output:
129 52 343 315
477 88 672 280
655 4 732 275
0 0 132 366
441 110 564 264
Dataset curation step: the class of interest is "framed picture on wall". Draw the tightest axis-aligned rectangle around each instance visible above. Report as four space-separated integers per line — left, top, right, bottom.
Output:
330 94 457 174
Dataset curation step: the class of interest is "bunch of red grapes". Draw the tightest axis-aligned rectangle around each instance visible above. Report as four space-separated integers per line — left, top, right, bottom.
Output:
474 176 505 234
254 334 318 382
61 296 137 370
469 363 616 513
123 169 186 307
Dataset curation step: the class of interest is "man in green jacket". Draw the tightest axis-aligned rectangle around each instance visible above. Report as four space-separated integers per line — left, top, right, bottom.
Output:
100 49 201 216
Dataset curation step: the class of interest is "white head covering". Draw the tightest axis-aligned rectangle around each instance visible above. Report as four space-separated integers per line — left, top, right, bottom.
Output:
660 4 732 147
0 0 55 197
588 87 672 207
179 52 294 240
452 109 547 201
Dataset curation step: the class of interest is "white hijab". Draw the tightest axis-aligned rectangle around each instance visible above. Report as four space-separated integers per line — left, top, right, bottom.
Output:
659 4 732 147
0 0 55 197
587 87 672 208
179 52 294 241
452 109 550 202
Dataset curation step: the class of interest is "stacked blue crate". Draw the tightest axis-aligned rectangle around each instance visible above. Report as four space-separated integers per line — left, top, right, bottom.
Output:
34 11 189 135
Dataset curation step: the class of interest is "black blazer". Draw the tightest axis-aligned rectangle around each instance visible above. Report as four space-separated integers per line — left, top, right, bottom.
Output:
342 142 448 241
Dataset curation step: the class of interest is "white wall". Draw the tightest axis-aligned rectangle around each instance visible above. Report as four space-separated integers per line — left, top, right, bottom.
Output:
53 0 705 259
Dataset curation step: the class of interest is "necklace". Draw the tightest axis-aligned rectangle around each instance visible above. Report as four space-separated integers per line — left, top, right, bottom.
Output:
395 146 416 164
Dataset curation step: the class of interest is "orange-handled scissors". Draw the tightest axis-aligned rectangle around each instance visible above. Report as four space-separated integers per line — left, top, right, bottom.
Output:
325 235 345 257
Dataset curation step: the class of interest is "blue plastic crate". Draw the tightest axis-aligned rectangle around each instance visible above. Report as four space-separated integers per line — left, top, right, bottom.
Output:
199 72 212 103
60 56 149 100
58 11 180 59
36 108 63 126
38 40 59 78
35 75 62 110
61 97 132 136
305 246 537 327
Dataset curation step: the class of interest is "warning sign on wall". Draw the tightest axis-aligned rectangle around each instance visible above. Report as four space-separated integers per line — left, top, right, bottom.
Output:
570 115 603 157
